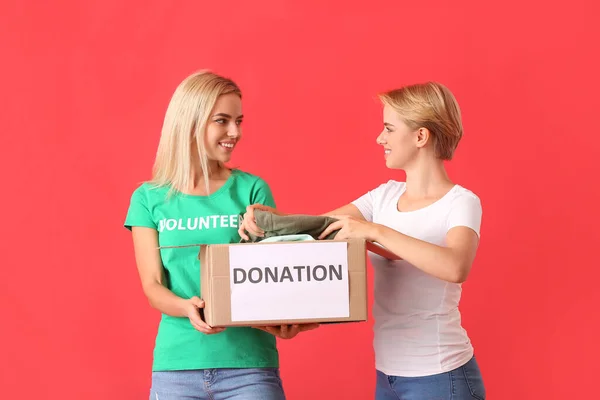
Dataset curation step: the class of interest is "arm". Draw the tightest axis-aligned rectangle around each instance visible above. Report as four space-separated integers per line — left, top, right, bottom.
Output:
238 203 366 240
371 225 479 283
131 226 224 334
239 179 379 240
321 203 367 220
320 220 479 283
319 192 482 283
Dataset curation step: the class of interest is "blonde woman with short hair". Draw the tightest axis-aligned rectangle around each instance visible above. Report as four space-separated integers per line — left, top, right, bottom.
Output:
240 82 487 399
124 70 316 400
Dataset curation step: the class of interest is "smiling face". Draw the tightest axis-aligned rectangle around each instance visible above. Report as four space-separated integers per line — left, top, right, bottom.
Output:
376 104 423 170
203 93 243 164
377 82 465 167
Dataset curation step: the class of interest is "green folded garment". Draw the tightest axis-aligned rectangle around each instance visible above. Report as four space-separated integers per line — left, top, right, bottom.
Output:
241 210 340 243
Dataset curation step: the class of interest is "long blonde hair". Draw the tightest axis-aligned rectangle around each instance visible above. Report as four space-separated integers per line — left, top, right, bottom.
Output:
151 70 241 195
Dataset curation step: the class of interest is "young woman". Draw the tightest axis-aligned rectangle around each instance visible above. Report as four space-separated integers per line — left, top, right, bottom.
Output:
124 70 315 400
240 82 487 399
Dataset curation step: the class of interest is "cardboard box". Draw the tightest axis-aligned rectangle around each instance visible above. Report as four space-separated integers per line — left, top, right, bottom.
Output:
200 239 369 328
366 241 401 261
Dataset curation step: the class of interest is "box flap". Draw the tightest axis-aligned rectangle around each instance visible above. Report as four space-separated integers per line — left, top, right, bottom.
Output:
366 241 401 260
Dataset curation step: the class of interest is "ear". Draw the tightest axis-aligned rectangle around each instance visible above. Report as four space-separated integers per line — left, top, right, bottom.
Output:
415 128 430 149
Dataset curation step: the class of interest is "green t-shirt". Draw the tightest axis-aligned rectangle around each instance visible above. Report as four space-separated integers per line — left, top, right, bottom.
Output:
124 169 279 371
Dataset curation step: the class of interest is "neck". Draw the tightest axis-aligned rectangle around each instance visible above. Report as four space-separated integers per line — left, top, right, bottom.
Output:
403 156 453 197
190 151 228 189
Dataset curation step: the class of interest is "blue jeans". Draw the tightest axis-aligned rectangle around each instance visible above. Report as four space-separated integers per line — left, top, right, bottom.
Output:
149 368 285 400
376 356 486 400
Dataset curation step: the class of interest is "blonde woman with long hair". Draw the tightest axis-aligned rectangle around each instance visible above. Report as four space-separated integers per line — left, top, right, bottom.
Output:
124 71 315 400
240 82 487 399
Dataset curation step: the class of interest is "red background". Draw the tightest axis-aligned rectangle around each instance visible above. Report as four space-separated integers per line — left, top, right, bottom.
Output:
1 1 599 399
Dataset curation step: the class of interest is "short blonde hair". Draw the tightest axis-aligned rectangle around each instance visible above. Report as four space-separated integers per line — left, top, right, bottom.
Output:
379 82 463 160
151 70 241 195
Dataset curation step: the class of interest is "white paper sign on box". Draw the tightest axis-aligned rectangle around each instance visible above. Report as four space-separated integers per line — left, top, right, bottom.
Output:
228 242 350 322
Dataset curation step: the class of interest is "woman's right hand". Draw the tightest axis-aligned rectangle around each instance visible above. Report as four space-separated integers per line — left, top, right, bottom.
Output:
238 204 278 241
184 296 225 335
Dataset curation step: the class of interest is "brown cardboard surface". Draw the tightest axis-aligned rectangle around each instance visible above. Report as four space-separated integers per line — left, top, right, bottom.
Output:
366 241 402 260
200 239 368 328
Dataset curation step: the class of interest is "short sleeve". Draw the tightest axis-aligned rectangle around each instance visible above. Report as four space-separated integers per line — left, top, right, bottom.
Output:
446 192 482 237
250 178 277 209
124 185 157 231
351 183 389 222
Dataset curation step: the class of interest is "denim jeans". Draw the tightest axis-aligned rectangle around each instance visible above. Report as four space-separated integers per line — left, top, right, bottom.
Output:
375 356 486 400
149 368 285 400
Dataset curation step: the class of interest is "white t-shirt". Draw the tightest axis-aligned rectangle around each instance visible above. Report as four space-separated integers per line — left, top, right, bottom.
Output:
352 181 482 377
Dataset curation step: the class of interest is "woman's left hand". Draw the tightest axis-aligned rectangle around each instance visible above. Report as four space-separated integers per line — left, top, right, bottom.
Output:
318 215 379 241
254 324 320 339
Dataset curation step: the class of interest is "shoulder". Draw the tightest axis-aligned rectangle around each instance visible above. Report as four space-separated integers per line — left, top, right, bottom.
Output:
231 169 272 201
449 185 482 209
354 180 404 202
130 182 151 199
129 182 169 204
124 182 166 229
232 169 276 207
444 185 483 236
231 169 271 189
383 180 405 191
371 180 406 197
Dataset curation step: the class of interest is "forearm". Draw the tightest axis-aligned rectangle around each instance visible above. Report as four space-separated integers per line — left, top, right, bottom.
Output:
143 281 189 317
321 203 366 220
371 225 467 283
